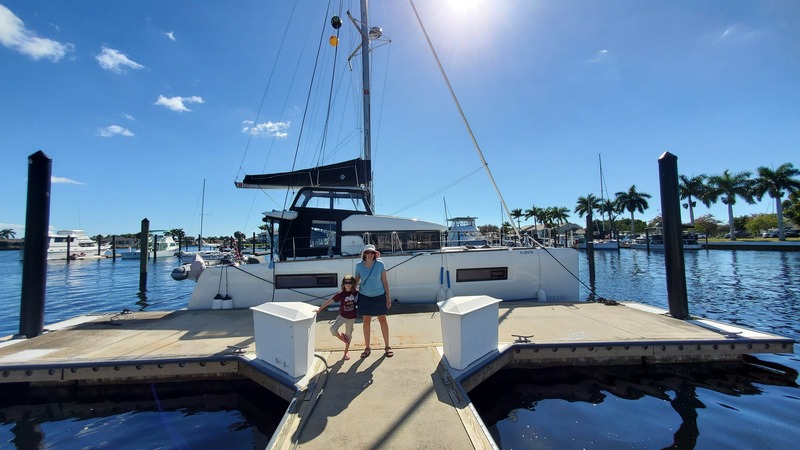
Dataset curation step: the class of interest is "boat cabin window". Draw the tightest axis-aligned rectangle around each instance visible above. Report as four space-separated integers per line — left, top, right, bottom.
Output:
364 231 442 253
310 220 337 248
292 188 370 213
275 273 338 289
456 267 508 282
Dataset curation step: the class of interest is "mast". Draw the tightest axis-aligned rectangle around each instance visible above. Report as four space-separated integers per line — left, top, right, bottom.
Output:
598 154 605 233
359 0 373 208
199 179 205 249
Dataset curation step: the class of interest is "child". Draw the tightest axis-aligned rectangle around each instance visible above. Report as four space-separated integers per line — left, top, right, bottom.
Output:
315 275 358 360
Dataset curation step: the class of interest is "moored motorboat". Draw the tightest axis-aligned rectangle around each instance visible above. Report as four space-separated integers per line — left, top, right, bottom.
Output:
446 216 489 247
627 233 704 250
120 232 180 259
577 238 620 250
45 230 111 260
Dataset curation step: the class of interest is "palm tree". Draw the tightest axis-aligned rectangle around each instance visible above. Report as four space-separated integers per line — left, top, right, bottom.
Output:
501 221 513 237
523 206 538 228
574 194 599 218
706 170 755 240
510 208 523 230
753 163 800 241
169 228 186 250
614 185 652 235
0 229 16 240
679 174 711 227
575 194 600 238
551 206 570 226
599 199 617 237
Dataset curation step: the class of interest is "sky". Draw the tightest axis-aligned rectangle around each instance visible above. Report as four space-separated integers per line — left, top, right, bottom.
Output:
2 0 799 239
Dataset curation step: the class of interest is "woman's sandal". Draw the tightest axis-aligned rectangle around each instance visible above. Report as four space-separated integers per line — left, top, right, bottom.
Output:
360 348 371 358
384 346 394 358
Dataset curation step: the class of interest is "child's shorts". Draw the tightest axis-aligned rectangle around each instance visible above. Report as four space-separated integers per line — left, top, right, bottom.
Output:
330 315 355 339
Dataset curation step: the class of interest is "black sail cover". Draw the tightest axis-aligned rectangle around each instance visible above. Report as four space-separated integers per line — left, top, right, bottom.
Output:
236 158 371 190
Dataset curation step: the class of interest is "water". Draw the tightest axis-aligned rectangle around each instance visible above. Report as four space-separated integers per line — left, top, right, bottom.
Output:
0 251 287 448
473 249 800 449
0 251 194 338
1 249 799 448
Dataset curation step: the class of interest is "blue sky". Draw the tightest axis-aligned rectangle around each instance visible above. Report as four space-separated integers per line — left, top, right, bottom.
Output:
2 0 799 239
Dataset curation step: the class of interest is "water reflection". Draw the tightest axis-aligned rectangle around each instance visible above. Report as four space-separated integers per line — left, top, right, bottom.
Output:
0 379 287 449
471 359 799 450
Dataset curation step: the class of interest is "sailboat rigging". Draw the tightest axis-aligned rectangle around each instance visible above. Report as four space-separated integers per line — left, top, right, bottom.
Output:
186 0 580 309
578 155 620 251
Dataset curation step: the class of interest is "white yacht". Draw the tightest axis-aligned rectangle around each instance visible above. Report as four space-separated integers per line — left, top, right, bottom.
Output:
628 231 704 251
445 217 489 247
46 230 110 260
120 232 180 259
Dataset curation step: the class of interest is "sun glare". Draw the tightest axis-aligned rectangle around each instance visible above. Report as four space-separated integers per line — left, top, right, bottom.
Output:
449 0 481 14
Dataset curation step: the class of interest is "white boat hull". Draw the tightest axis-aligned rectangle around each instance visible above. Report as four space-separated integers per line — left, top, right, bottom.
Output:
188 247 579 309
627 243 704 250
120 249 179 259
44 230 111 260
577 241 619 250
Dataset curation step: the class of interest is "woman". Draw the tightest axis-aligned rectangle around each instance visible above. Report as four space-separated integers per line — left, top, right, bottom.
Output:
354 244 393 358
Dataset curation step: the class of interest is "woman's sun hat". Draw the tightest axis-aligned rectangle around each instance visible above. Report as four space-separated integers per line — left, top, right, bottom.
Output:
361 244 377 257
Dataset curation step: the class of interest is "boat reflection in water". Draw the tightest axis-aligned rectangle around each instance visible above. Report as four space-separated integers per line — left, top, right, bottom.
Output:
470 357 799 449
0 379 287 449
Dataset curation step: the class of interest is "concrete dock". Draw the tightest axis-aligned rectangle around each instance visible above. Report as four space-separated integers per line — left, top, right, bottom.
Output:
0 301 794 449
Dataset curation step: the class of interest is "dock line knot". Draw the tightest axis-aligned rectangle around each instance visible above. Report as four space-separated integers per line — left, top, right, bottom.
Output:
109 309 134 323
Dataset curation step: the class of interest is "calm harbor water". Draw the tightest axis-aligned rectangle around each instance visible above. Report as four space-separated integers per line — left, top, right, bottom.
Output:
1 248 799 448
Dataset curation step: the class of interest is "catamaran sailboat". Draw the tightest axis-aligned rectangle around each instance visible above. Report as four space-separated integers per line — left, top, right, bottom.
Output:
187 1 580 309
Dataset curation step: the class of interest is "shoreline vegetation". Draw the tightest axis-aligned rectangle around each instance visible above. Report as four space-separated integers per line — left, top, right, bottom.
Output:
2 237 799 252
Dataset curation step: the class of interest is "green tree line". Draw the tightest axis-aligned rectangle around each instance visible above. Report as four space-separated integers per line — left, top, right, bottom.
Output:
501 162 800 242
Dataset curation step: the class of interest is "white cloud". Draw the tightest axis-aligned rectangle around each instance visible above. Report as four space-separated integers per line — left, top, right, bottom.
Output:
165 31 176 41
588 49 610 64
95 46 145 73
96 125 134 137
713 24 762 45
155 95 205 112
0 4 73 61
242 120 290 138
51 176 83 185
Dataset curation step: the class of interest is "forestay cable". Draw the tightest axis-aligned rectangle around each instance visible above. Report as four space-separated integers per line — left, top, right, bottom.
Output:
408 0 521 239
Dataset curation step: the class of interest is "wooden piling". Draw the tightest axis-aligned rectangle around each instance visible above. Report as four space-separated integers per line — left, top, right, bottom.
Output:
139 219 149 292
20 151 51 338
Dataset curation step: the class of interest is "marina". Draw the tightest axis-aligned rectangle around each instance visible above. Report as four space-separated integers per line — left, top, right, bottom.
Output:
2 0 800 448
1 299 792 449
1 247 799 448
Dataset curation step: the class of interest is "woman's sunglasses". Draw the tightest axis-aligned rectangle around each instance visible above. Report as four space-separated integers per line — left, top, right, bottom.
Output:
343 281 354 285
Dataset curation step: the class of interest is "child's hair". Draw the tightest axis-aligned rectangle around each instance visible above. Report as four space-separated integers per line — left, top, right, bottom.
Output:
341 274 355 288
